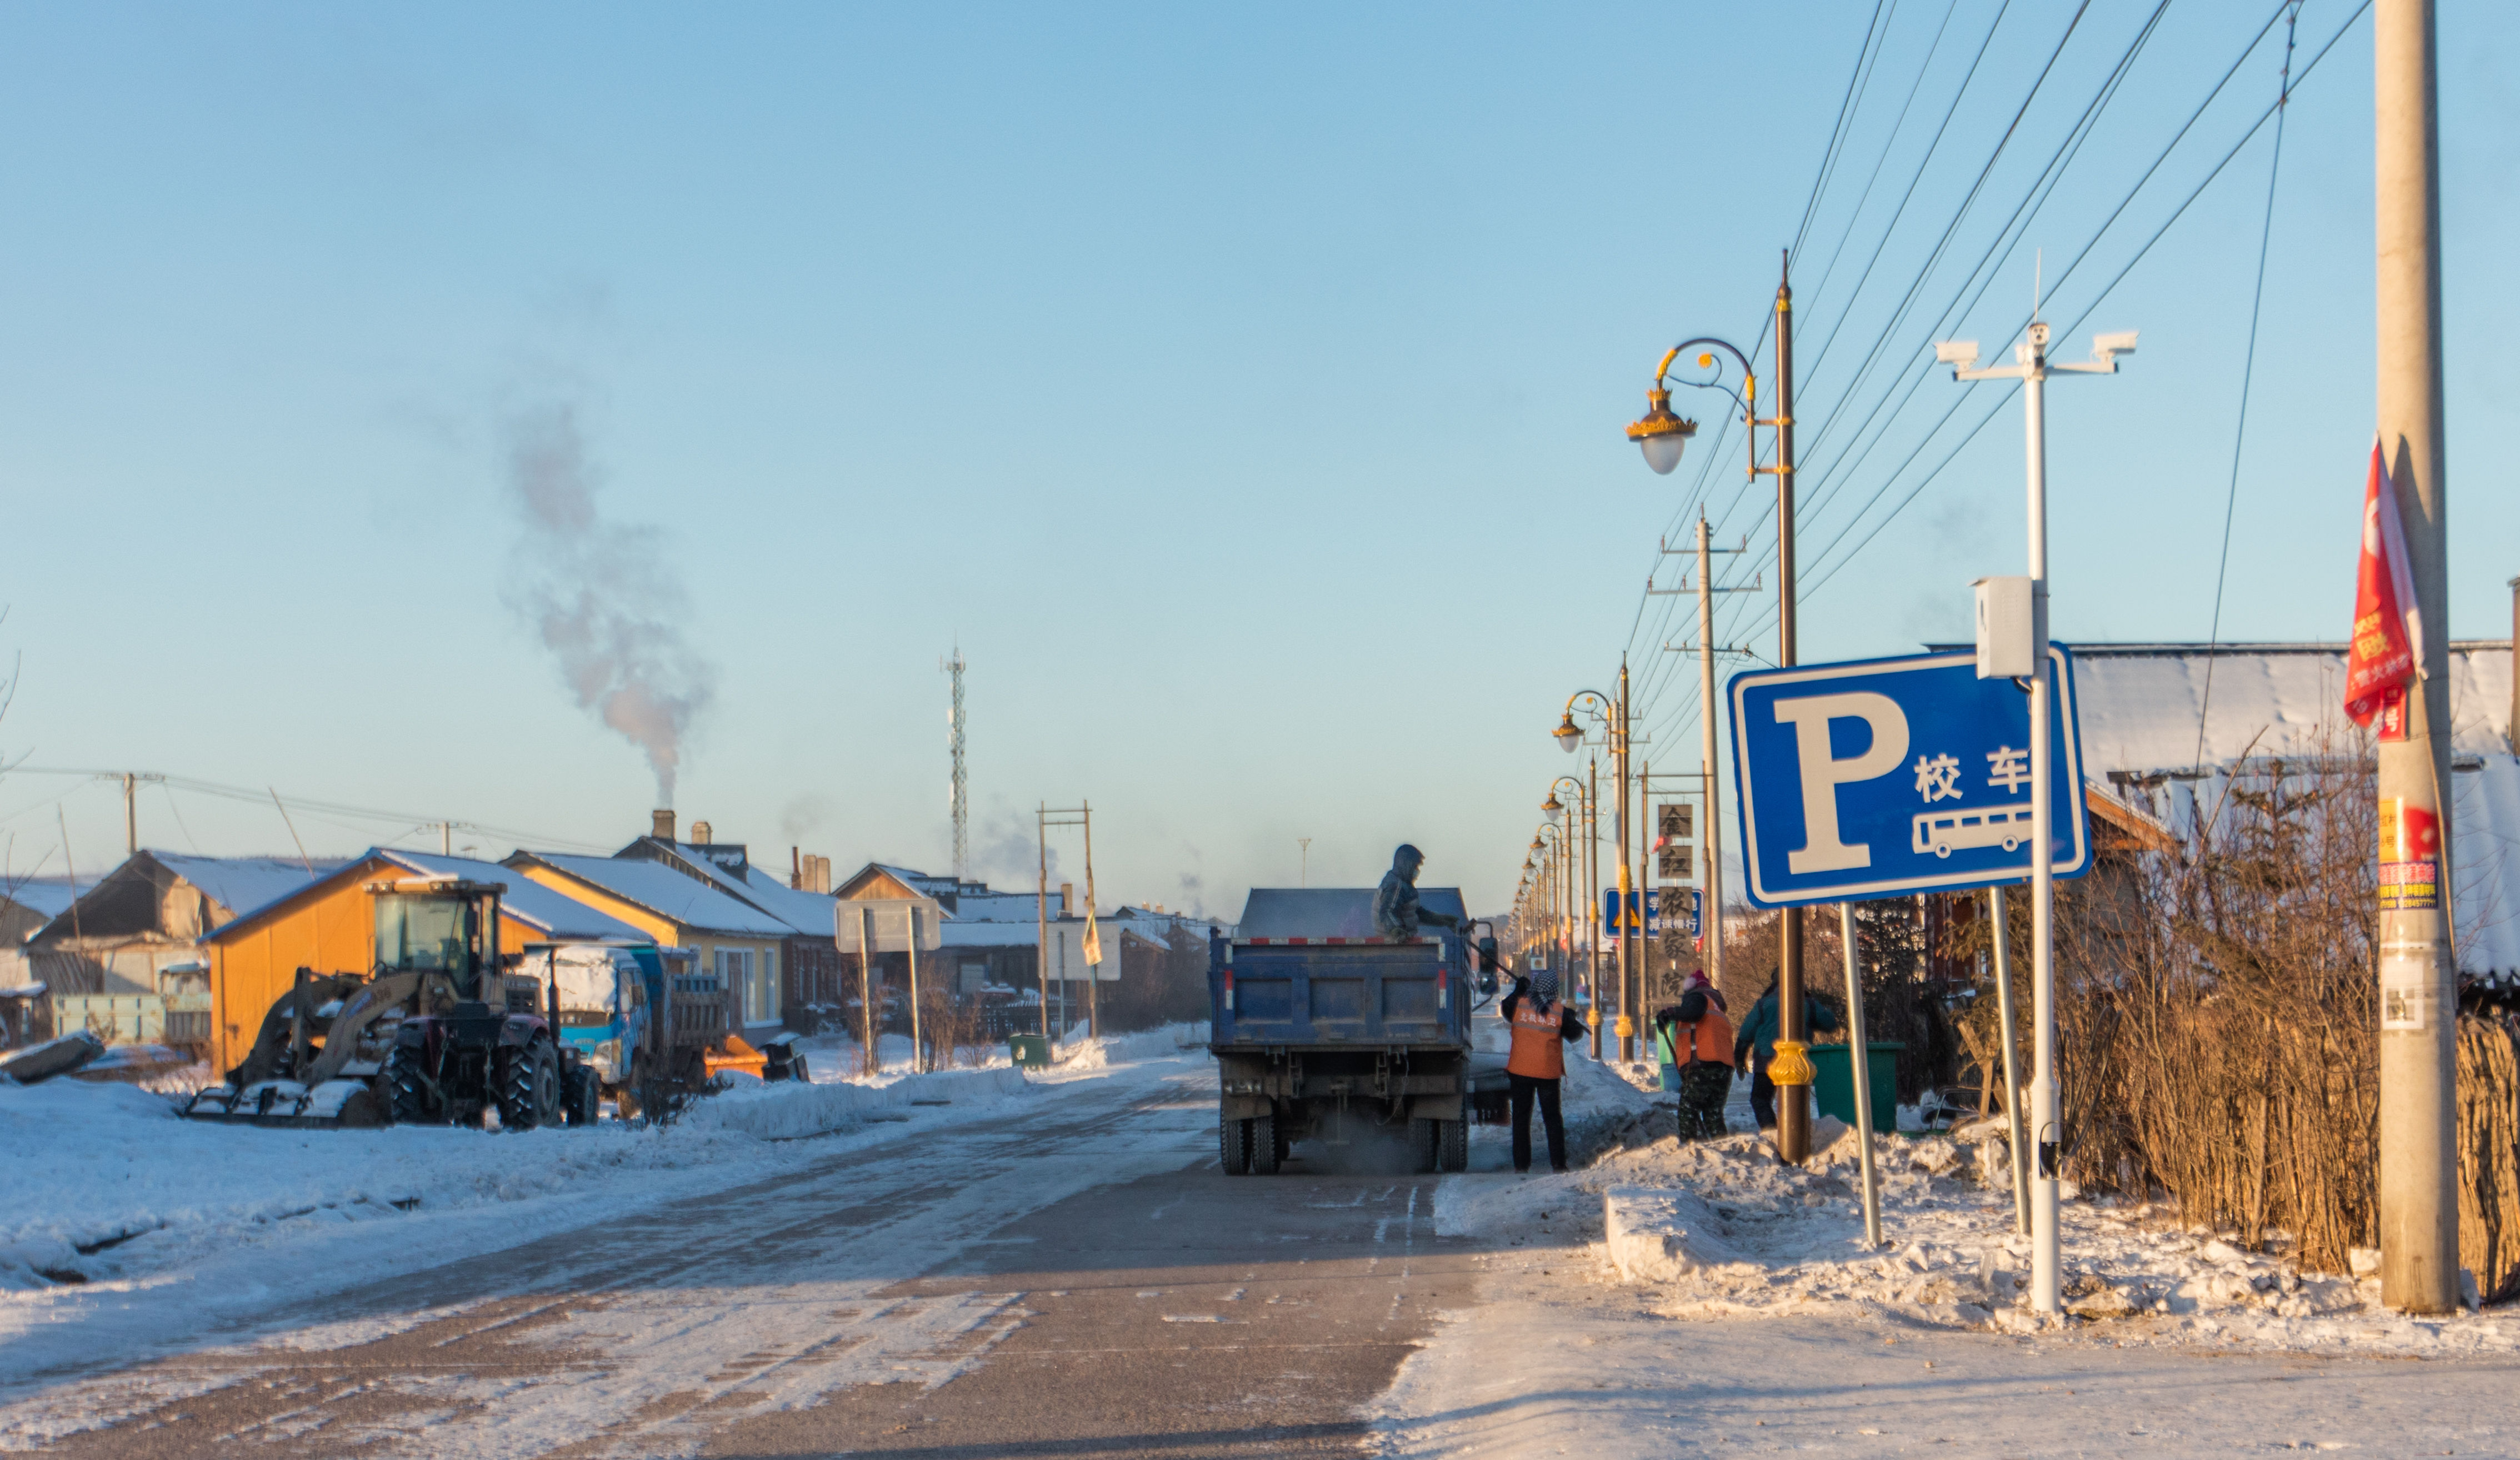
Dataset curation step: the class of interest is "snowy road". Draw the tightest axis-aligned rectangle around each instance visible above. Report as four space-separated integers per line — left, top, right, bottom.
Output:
11 1057 1477 1459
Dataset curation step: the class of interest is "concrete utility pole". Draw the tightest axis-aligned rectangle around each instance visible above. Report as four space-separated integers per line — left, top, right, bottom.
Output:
1697 521 1724 993
2374 0 2457 1316
1767 256 1809 1164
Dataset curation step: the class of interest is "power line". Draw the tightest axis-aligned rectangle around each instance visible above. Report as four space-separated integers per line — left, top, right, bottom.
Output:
1629 2 2367 751
2195 1 2304 769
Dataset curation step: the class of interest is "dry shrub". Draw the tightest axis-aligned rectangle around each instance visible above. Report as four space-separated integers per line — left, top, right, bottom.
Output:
2460 1013 2520 1302
2050 751 2381 1273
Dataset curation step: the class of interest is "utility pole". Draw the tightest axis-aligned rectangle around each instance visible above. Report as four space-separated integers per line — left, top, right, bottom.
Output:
122 774 137 857
859 904 880 1076
1298 838 1311 888
2374 0 2457 1316
1036 802 1091 1052
1939 306 2137 1316
1613 659 1636 1062
1696 518 1727 994
441 822 453 856
1588 753 1603 1059
1764 254 1810 1163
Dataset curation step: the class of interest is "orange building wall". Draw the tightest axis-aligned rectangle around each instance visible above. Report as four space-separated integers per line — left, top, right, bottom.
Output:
206 858 543 1075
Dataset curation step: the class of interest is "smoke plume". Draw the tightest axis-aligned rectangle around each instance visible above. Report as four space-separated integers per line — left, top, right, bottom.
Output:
504 404 714 805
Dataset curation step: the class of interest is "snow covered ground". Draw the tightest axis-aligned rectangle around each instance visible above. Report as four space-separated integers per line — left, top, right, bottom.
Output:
1375 1061 2520 1458
0 1022 1207 1402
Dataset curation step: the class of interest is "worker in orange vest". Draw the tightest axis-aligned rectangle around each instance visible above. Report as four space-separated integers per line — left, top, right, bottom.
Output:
1502 966 1588 1173
1652 969 1736 1139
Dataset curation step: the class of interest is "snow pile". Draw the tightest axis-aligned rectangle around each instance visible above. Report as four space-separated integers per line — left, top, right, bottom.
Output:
1444 1113 2517 1356
0 1078 801 1297
1054 1021 1211 1072
687 1064 1035 1141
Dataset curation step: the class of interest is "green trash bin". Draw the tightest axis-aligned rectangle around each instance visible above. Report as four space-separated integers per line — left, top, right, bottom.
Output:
1808 1041 1902 1134
1008 1034 1052 1071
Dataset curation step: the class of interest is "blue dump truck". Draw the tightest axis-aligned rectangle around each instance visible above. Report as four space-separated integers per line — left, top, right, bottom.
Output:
1208 888 1504 1174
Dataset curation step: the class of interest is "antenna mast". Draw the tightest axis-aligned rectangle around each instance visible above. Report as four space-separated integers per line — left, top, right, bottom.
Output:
944 648 968 879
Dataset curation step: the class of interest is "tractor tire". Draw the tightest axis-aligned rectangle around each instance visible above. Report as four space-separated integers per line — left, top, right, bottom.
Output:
499 1039 562 1132
384 1043 434 1126
1439 1116 1469 1173
561 1062 601 1127
1411 1117 1440 1174
1249 1107 1282 1174
1219 1107 1252 1175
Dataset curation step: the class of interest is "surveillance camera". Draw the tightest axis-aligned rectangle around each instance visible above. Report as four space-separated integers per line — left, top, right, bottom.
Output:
2092 331 2138 357
1934 340 1979 367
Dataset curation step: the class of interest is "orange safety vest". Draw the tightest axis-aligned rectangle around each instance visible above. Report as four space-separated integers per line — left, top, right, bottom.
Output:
1682 1005 1737 1067
1507 997 1568 1079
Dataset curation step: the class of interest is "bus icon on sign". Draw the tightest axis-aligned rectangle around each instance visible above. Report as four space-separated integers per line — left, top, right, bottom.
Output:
1912 804 2036 858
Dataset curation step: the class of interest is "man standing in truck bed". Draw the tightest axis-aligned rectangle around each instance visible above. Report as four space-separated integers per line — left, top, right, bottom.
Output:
1372 844 1463 941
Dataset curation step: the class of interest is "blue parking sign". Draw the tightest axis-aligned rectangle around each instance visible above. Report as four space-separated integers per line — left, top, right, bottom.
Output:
1727 647 2090 908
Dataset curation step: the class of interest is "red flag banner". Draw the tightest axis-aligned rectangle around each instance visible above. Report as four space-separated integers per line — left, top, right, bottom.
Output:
2344 440 2421 738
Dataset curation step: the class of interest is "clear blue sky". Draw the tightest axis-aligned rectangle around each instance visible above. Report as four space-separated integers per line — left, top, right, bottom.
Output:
1 3 2512 918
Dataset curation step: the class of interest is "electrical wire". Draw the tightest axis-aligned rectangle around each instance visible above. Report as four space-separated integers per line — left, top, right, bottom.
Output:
2193 1 2303 771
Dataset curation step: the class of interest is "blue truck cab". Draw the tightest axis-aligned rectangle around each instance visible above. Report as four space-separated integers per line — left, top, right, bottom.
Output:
1208 887 1501 1174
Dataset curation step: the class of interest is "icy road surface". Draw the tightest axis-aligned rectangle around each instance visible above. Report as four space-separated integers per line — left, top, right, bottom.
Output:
4 1055 1477 1459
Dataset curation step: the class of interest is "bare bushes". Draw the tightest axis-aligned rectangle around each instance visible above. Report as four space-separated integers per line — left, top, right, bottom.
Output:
2459 1013 2520 1303
2051 754 2381 1274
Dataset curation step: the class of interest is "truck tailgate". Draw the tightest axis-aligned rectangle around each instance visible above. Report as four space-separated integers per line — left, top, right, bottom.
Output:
1218 942 1461 1047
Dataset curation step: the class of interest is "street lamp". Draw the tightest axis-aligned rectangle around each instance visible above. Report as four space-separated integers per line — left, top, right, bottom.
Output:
1554 683 1636 1058
1624 353 1699 476
1549 771 1601 1057
1631 262 1809 1156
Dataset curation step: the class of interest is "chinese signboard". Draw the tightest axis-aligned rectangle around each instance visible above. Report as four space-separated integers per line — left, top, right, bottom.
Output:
1727 647 2092 908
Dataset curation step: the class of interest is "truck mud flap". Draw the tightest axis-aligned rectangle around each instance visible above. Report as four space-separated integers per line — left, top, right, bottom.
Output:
1220 1093 1273 1121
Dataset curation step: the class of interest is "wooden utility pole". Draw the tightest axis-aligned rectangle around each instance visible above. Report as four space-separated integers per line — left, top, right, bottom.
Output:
2373 0 2457 1315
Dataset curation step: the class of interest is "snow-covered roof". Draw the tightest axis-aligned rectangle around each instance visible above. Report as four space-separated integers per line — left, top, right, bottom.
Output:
2064 641 2519 985
737 866 840 938
379 852 649 942
949 891 1051 923
514 853 798 938
152 854 344 921
201 850 651 944
2 878 84 921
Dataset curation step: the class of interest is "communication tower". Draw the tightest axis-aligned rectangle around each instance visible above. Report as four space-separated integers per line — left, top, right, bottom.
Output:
944 648 968 879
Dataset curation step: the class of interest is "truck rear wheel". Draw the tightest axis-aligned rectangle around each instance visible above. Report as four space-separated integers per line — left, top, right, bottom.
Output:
1219 1107 1252 1174
1411 1118 1439 1174
1249 1108 1281 1174
1439 1117 1468 1173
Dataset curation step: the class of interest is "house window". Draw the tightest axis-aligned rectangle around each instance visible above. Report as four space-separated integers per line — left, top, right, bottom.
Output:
718 949 754 1021
759 948 779 1024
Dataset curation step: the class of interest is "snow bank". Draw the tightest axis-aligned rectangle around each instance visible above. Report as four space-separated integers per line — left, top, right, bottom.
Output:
1552 1122 2517 1356
685 1064 1034 1142
0 1077 780 1300
1053 1021 1210 1072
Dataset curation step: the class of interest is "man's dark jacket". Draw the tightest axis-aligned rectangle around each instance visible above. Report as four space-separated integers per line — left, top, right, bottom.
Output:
1731 987 1843 1069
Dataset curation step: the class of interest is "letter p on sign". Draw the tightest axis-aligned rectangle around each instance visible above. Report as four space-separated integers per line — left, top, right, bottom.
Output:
1773 693 1909 873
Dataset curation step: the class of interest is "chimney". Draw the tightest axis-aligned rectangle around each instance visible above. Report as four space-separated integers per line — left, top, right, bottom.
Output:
692 821 712 846
791 846 802 889
816 856 832 893
1060 881 1074 917
652 809 676 842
